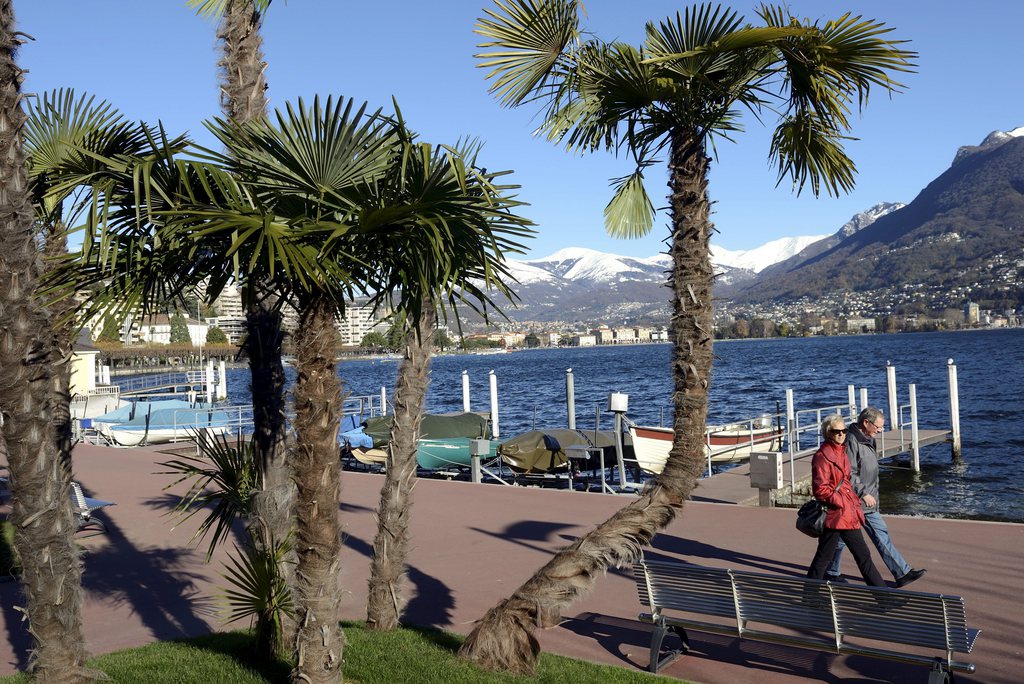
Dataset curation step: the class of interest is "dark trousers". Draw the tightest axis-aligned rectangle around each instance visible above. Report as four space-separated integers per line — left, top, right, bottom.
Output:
808 527 886 587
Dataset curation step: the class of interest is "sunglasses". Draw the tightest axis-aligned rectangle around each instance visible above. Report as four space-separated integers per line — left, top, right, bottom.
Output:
831 428 848 435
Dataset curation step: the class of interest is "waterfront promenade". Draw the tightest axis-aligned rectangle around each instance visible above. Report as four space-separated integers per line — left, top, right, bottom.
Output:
1 443 1020 682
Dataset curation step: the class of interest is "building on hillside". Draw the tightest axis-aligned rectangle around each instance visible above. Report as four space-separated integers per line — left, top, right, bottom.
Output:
210 283 245 319
844 316 876 334
69 329 100 396
573 334 596 347
207 317 247 345
135 314 209 346
965 301 980 325
612 326 636 344
337 300 387 346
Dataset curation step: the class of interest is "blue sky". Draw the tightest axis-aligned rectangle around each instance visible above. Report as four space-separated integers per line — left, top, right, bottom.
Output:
16 1 1024 258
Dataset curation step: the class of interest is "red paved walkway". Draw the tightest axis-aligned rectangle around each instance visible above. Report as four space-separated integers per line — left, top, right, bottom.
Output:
1 443 1020 683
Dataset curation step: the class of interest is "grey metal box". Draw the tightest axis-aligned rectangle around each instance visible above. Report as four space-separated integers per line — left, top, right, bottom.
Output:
749 451 784 489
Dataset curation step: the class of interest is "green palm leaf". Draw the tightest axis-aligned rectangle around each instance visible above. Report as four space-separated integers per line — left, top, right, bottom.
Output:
476 0 581 107
604 169 655 239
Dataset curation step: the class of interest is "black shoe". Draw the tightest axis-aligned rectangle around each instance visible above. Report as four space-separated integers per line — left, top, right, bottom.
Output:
896 568 926 588
824 573 848 584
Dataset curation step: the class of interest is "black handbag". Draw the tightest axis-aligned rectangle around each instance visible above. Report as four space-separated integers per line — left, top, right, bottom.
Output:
795 476 844 538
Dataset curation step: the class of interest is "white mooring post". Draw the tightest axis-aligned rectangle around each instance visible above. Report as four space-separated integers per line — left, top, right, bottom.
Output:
380 386 387 416
886 362 898 428
859 387 868 414
785 388 796 489
847 385 857 420
566 368 576 430
461 371 471 413
206 360 215 404
218 359 228 400
909 383 920 472
947 359 962 460
489 370 500 439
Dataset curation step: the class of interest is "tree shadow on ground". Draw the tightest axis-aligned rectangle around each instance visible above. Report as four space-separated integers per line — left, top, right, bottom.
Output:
644 532 812 576
171 631 292 684
78 483 216 634
558 611 911 682
341 530 456 630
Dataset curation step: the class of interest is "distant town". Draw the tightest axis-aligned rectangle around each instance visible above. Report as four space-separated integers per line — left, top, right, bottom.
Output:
91 278 1021 355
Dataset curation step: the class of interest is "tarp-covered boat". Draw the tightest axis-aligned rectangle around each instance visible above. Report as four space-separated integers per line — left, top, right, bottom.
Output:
361 412 490 446
416 438 499 470
498 429 622 473
104 406 233 446
342 412 492 470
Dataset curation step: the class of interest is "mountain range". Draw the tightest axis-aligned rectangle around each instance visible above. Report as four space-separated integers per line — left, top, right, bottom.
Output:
497 126 1024 325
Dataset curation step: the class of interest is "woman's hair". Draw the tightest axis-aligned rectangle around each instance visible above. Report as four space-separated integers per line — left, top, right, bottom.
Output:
821 413 846 435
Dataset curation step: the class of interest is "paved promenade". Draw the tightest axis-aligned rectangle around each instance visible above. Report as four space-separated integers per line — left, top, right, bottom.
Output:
1 443 1020 683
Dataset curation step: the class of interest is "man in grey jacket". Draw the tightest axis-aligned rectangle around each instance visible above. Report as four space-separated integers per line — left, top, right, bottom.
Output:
825 407 927 587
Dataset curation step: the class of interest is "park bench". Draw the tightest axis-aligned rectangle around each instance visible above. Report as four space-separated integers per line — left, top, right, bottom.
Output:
634 556 979 683
70 481 115 535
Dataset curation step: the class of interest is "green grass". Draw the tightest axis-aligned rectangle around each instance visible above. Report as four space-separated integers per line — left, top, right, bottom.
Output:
0 623 668 683
0 520 18 578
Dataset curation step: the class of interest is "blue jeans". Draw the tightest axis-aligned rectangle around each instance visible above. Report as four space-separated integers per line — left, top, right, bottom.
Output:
826 509 912 580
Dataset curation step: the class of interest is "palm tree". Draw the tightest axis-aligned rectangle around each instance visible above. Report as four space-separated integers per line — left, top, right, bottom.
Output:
160 96 402 683
363 137 532 631
27 89 152 454
0 6 93 681
458 1 915 673
189 2 295 611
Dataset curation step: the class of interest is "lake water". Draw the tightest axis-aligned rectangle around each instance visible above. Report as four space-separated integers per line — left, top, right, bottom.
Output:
224 328 1024 523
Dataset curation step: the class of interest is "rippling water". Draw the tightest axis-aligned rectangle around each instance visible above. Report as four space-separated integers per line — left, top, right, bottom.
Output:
225 328 1024 523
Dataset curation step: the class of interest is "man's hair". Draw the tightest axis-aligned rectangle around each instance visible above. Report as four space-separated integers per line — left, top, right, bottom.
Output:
859 406 884 426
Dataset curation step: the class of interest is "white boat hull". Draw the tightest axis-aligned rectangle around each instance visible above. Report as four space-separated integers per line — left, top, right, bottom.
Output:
108 425 231 447
628 423 784 474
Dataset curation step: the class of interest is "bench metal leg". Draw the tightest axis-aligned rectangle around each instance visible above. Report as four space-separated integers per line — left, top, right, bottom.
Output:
648 619 689 673
928 659 953 684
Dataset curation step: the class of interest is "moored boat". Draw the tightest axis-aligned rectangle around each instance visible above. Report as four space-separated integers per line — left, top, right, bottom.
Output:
629 418 784 474
102 405 234 446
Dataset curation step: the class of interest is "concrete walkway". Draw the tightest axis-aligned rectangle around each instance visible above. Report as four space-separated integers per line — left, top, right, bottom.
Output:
1 443 1020 683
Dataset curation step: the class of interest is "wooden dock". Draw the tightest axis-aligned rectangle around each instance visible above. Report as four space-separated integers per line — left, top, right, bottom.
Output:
693 428 953 506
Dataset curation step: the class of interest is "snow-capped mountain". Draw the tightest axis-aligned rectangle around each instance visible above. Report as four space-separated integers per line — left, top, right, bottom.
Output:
834 201 905 239
495 235 833 324
711 235 827 274
513 247 670 284
953 126 1024 165
511 235 823 287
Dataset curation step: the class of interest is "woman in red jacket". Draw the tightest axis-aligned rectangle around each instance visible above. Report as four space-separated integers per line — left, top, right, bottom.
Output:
806 414 886 586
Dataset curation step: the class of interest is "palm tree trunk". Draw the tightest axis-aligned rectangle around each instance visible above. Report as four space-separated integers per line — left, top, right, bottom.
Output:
219 0 297 653
366 299 436 631
457 130 714 674
218 0 269 124
0 5 93 679
244 295 297 652
43 218 75 472
289 299 344 683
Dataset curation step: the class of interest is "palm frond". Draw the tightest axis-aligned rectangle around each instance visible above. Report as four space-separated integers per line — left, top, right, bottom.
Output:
158 431 260 560
604 169 655 239
769 113 856 197
475 0 581 107
188 0 273 19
